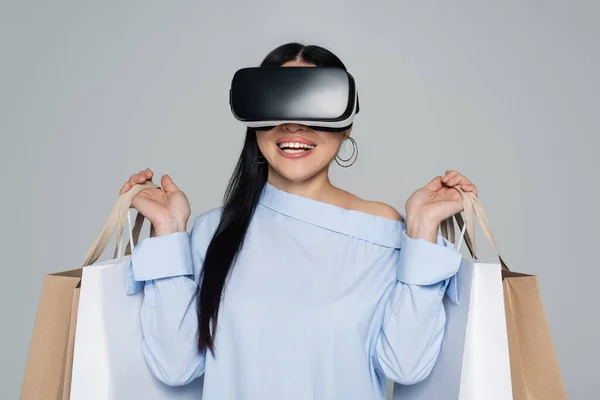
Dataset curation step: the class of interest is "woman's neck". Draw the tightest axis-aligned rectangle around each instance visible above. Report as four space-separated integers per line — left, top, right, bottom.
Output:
267 167 339 202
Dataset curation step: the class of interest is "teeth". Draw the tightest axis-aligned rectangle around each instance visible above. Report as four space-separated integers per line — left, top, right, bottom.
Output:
278 142 316 150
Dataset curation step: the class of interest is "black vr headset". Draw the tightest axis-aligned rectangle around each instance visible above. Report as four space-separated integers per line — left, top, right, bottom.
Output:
229 67 360 132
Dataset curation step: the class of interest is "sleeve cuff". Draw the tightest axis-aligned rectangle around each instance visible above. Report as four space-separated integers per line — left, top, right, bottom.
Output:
125 231 193 295
397 230 462 303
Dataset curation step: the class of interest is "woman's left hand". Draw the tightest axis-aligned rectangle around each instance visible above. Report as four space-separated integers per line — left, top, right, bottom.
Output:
404 170 478 242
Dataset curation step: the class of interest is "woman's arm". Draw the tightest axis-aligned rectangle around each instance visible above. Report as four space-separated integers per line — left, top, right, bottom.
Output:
373 229 461 385
125 208 222 386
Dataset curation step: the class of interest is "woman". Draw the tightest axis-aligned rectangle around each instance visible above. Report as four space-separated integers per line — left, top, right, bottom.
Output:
121 42 477 399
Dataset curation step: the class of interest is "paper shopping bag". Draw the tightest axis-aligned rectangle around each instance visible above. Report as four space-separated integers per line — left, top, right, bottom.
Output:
393 187 567 399
502 270 567 399
20 183 153 400
69 182 203 400
462 189 567 399
20 269 82 400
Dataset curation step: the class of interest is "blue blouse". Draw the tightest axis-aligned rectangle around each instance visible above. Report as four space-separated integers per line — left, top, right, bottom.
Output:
126 182 461 400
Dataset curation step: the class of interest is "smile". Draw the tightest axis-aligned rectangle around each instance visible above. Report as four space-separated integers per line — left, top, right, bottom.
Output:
277 142 316 153
275 139 317 159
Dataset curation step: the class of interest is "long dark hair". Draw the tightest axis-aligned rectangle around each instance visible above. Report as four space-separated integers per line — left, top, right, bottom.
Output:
197 42 348 355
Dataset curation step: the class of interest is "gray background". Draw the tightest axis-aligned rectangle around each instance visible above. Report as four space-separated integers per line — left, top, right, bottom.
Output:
1 0 598 399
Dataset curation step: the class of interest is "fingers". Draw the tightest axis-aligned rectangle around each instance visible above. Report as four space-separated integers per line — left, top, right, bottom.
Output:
443 170 467 187
442 170 458 181
119 168 154 195
442 170 478 196
442 170 464 186
129 168 153 185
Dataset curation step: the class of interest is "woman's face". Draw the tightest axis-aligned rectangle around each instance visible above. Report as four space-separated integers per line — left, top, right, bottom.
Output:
255 60 350 183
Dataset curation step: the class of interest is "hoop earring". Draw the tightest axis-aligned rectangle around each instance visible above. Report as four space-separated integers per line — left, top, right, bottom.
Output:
335 136 358 168
257 154 266 165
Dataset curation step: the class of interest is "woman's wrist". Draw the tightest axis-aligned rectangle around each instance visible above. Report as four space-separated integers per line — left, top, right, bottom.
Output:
406 214 440 244
154 219 187 236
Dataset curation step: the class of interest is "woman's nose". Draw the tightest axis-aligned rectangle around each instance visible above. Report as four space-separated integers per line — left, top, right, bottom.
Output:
281 123 307 133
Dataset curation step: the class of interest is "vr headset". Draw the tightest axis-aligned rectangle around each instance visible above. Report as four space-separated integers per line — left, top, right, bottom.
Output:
229 67 360 132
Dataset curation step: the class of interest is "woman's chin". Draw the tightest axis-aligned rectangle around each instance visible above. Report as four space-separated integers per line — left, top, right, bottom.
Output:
269 163 323 184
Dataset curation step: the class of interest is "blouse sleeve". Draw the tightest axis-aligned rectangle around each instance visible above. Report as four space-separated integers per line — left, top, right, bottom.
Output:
373 229 462 385
125 208 222 386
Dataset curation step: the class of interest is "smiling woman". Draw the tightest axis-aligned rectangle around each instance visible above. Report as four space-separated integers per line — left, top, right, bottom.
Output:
120 42 478 400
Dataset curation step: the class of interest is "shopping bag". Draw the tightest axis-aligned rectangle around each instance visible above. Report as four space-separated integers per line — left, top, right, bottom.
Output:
69 182 204 399
466 202 567 399
20 269 82 400
19 183 150 400
393 187 567 399
20 183 157 400
457 190 567 399
392 188 514 400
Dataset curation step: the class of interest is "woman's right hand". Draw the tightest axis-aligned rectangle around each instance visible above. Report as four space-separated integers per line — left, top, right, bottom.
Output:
120 168 191 236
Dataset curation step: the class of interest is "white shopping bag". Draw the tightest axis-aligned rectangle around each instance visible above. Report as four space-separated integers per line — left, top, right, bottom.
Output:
70 182 204 400
392 188 513 400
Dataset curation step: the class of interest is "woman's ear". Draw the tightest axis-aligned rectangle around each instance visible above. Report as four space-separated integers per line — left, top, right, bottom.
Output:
342 129 352 140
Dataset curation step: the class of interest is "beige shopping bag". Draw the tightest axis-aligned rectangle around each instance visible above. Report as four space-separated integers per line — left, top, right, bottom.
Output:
20 182 156 400
502 267 567 398
444 188 568 399
20 269 82 400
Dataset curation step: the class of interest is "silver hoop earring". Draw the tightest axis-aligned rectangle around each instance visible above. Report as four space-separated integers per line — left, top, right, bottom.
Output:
335 137 358 168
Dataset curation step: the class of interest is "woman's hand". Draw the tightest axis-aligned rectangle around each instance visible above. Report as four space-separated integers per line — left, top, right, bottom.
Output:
404 170 478 243
120 168 191 236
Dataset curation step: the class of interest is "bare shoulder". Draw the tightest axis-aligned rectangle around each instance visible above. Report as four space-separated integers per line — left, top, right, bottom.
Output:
359 200 404 222
340 189 404 222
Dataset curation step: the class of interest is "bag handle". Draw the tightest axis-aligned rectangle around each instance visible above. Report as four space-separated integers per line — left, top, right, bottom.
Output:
81 182 158 266
122 211 156 257
113 209 151 259
440 186 509 270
